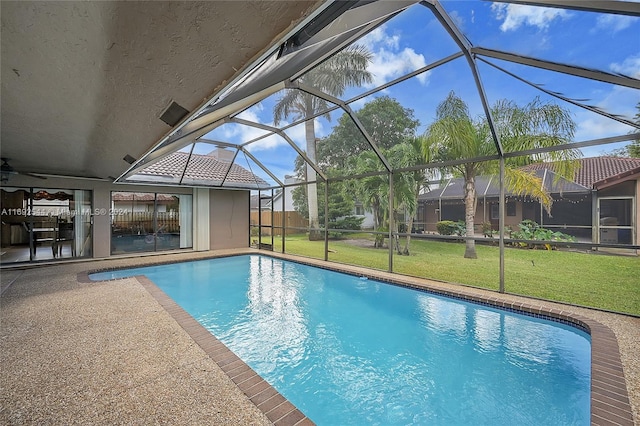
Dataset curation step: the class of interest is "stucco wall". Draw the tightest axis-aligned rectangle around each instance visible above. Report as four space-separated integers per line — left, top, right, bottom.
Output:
209 189 249 250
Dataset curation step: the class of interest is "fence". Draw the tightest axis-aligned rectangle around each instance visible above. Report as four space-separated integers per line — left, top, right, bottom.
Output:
250 211 308 236
112 212 180 235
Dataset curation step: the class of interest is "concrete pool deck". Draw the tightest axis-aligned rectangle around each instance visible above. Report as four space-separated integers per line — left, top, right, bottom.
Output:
1 248 638 425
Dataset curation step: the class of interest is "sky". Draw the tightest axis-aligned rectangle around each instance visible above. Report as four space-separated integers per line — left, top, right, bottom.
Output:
192 1 640 187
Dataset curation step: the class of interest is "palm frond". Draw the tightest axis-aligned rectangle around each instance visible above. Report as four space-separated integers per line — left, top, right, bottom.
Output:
504 168 553 213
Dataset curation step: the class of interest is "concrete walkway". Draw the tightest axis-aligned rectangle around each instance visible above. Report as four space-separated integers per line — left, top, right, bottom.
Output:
1 250 272 425
1 249 638 424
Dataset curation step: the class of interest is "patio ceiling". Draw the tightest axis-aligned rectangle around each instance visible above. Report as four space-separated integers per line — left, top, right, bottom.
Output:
116 0 640 190
2 1 638 189
0 1 323 182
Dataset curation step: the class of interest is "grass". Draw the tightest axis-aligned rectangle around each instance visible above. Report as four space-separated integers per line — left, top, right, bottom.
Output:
263 233 640 316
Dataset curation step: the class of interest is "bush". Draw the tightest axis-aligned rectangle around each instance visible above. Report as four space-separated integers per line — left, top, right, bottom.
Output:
482 222 494 237
328 216 364 239
436 220 456 235
437 220 466 236
510 220 575 250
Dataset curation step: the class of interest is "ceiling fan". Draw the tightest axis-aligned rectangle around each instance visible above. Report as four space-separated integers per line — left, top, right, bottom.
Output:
1 157 47 183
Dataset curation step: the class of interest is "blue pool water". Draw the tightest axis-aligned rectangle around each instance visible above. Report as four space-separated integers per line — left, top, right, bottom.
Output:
91 255 591 425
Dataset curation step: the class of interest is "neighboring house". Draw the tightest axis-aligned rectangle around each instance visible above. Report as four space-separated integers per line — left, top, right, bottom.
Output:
352 201 375 229
252 174 376 229
417 157 640 246
271 175 302 213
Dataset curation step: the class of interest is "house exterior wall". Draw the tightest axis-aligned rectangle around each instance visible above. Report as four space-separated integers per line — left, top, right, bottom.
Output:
272 175 302 213
210 189 249 250
1 174 254 263
596 176 639 249
421 199 524 234
423 203 439 232
193 188 210 251
355 211 375 229
1 175 196 258
272 186 297 212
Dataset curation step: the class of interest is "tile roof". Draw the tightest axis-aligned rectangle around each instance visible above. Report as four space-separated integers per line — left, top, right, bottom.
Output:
522 156 640 188
419 169 589 201
133 151 268 188
420 156 640 201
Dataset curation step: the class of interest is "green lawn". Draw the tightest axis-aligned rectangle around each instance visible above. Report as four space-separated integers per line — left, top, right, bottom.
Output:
264 233 640 316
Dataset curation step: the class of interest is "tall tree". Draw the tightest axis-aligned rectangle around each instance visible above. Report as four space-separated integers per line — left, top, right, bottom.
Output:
273 45 372 240
317 96 421 249
423 92 579 259
291 166 356 227
318 96 420 169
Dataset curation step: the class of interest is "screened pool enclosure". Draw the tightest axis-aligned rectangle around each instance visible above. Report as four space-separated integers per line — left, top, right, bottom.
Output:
117 0 639 314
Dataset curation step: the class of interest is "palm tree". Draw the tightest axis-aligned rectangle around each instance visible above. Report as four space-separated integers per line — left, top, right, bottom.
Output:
385 143 420 255
423 92 579 259
395 136 435 255
352 141 431 255
273 45 372 240
353 151 387 248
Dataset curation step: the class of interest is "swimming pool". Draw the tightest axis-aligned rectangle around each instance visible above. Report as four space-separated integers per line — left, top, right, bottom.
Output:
91 254 591 425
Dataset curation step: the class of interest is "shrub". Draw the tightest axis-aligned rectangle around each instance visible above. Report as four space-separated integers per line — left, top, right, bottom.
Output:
510 220 575 250
328 216 364 239
436 220 456 235
437 220 466 236
482 222 494 238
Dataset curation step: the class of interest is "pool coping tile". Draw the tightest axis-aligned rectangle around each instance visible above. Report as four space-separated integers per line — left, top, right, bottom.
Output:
84 251 635 426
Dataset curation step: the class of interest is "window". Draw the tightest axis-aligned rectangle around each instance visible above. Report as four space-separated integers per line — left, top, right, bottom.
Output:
0 187 92 263
111 191 192 254
491 202 516 219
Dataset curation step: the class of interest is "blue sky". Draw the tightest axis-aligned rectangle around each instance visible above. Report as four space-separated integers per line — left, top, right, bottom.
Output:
198 1 640 185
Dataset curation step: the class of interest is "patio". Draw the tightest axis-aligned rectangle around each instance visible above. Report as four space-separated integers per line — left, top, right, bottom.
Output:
1 249 638 424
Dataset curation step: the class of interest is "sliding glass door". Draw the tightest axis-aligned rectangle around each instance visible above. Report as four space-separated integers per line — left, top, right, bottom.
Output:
0 187 93 263
110 191 192 254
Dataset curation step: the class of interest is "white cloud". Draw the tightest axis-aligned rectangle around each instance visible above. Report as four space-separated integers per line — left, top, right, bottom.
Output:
236 103 263 120
595 14 636 33
246 119 325 152
359 25 430 88
449 10 464 31
610 54 640 79
573 85 639 141
491 3 570 32
574 115 633 141
244 133 286 152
